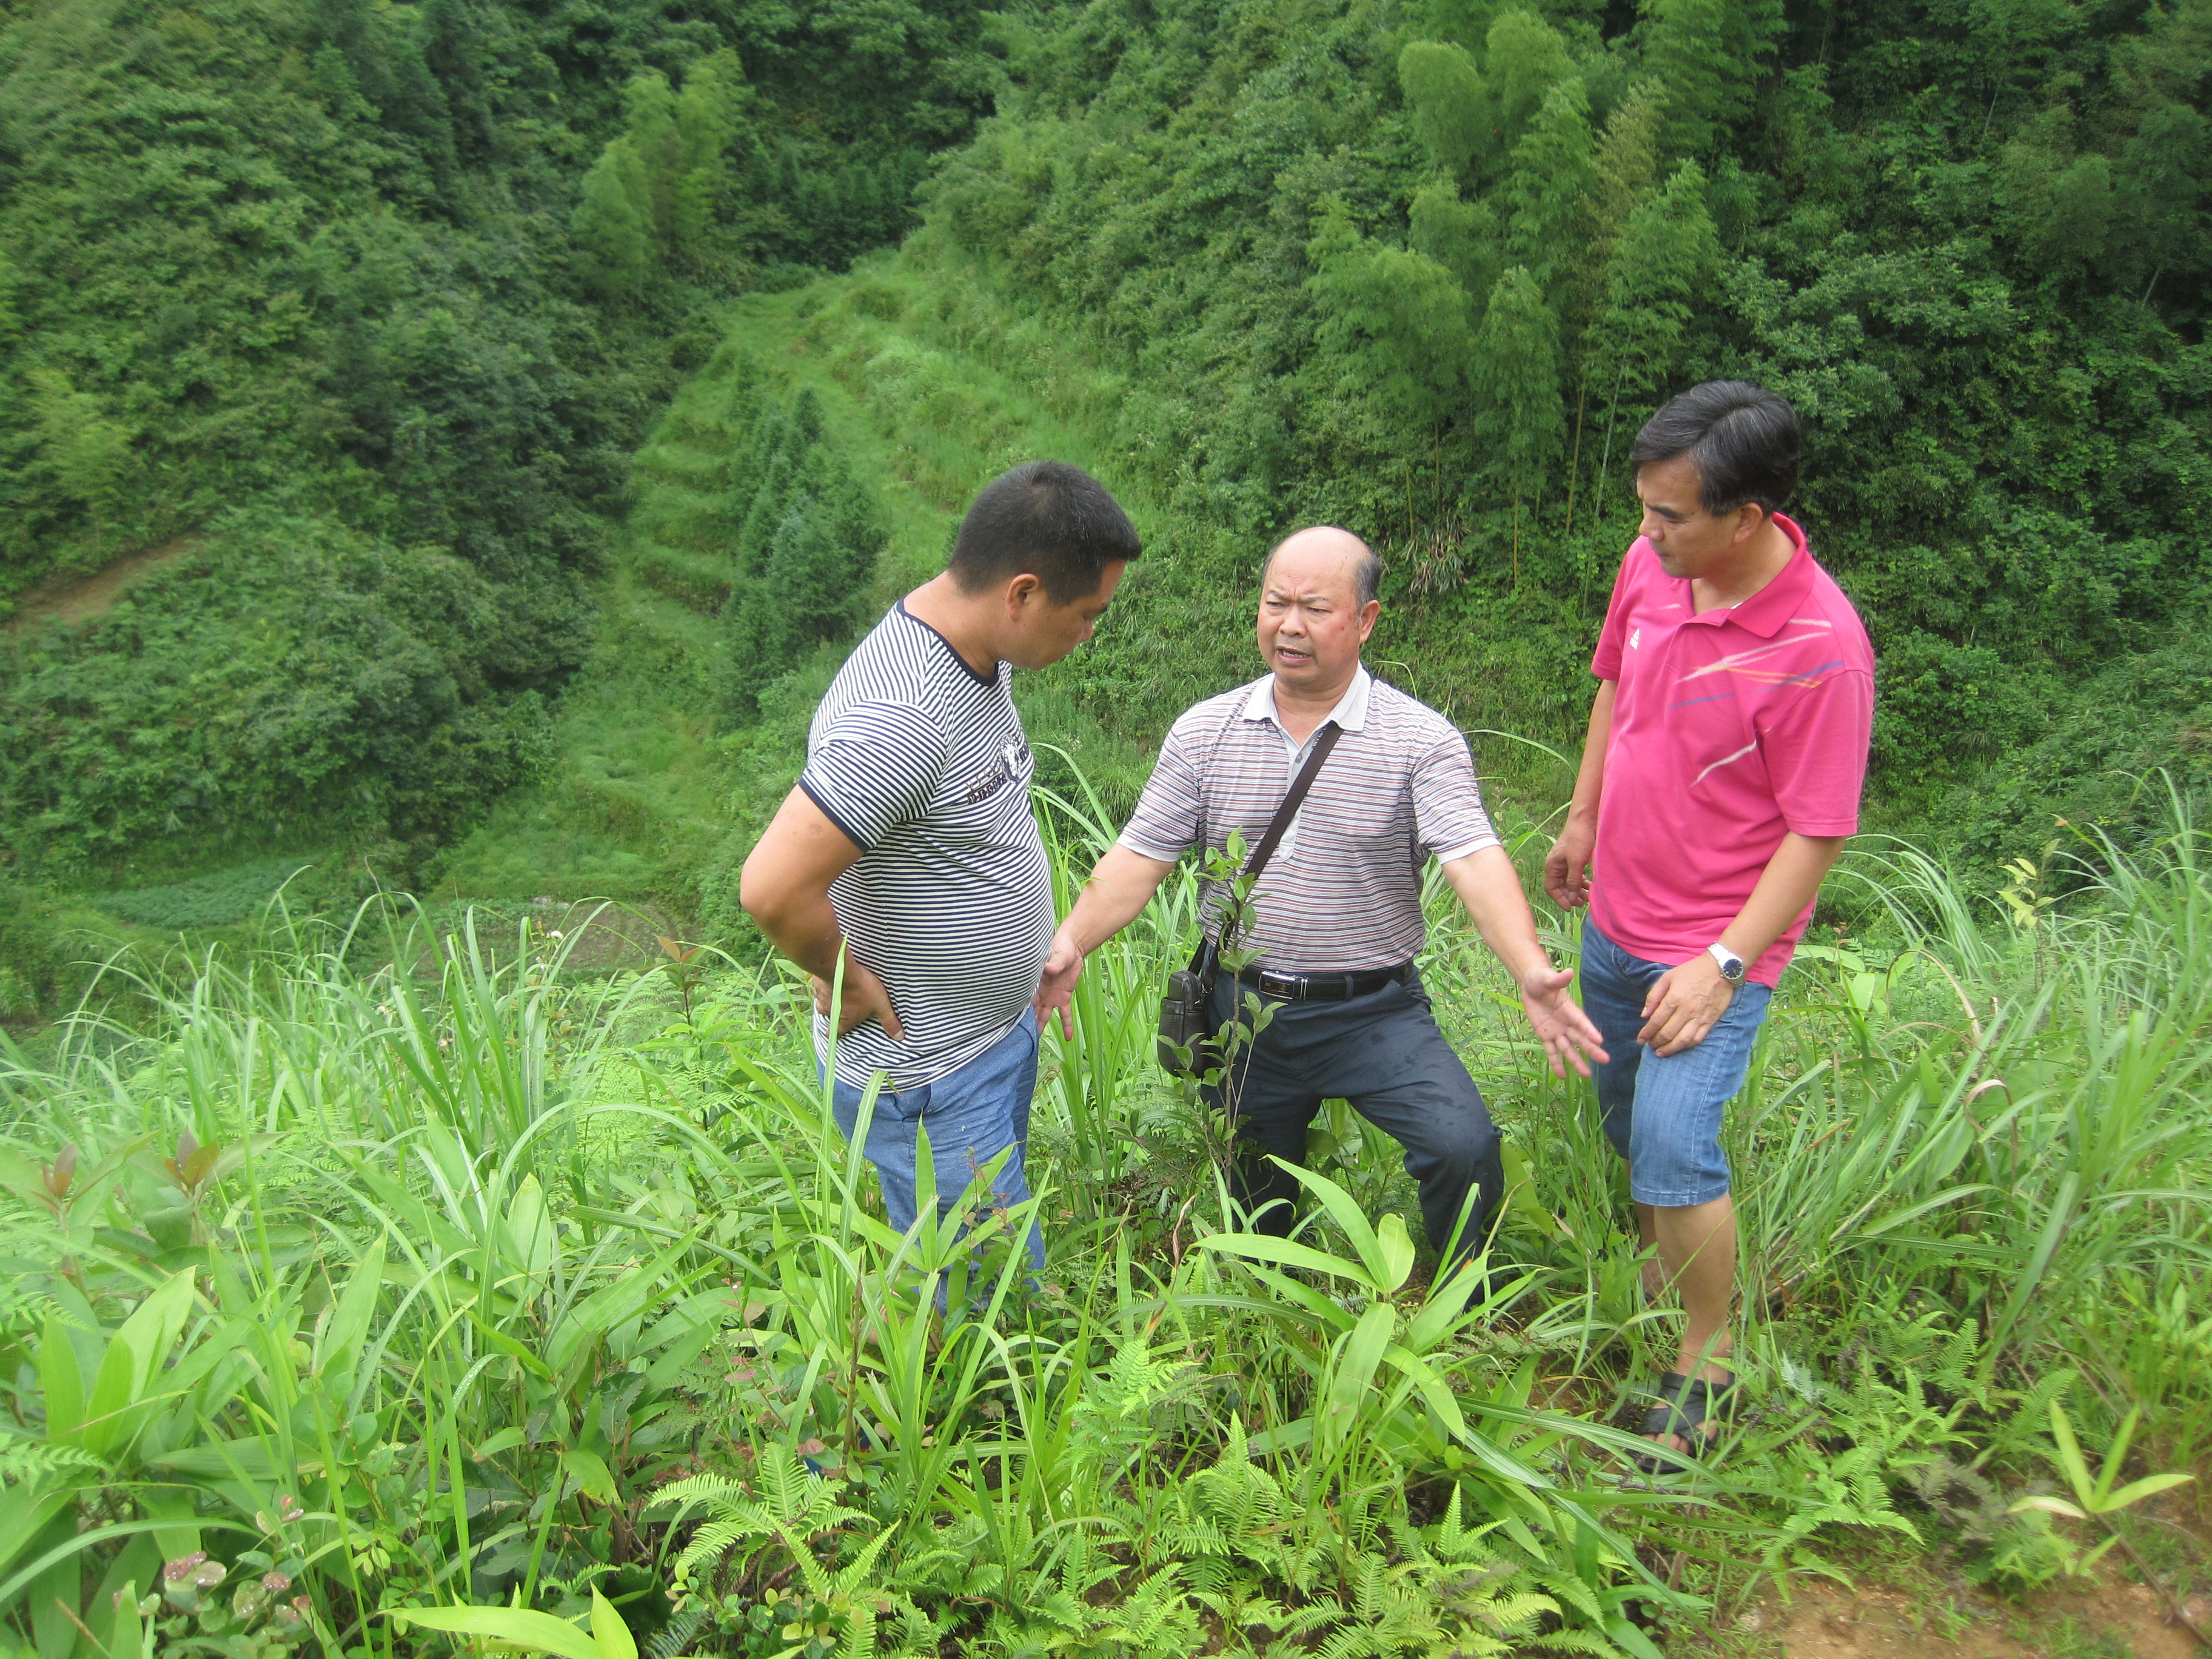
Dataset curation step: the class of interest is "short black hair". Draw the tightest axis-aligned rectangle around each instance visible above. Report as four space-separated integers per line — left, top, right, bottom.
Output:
947 461 1141 603
1629 381 1801 517
1262 529 1380 608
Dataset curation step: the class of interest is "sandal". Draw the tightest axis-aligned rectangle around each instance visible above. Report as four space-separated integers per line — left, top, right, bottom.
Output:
1632 1370 1736 1473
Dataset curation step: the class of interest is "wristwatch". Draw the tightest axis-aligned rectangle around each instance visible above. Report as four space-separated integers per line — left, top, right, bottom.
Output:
1706 941 1746 983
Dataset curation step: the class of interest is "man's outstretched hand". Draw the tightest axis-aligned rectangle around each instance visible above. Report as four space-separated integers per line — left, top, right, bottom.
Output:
809 954 904 1039
1518 964 1610 1078
1033 934 1085 1039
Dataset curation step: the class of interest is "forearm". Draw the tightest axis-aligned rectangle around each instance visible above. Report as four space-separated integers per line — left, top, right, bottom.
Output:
1563 681 1616 827
1719 833 1848 962
1441 846 1554 984
746 888 851 979
1057 844 1175 953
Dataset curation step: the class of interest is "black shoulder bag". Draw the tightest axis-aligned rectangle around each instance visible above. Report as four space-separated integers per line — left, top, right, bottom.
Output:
1156 722 1342 1076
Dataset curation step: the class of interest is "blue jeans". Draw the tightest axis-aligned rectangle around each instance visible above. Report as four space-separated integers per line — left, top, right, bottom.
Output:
1578 919 1772 1207
828 1010 1047 1270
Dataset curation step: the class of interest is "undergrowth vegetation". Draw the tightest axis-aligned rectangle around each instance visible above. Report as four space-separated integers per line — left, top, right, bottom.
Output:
4 786 2208 1655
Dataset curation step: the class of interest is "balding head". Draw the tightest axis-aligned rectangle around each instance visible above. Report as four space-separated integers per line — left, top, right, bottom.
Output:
1256 525 1381 703
1262 526 1379 609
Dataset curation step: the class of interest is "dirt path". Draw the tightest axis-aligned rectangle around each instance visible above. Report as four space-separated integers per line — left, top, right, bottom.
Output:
7 535 198 632
1733 1575 2206 1657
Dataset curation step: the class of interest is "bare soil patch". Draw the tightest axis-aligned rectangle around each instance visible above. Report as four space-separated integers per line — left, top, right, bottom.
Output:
424 897 683 975
7 535 198 632
531 896 683 970
1731 1573 2204 1658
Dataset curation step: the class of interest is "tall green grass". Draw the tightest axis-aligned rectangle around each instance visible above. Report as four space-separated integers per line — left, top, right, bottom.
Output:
3 794 2208 1656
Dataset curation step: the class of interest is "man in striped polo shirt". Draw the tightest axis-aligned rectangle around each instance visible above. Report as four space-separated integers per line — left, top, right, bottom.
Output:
740 461 1141 1268
1036 527 1608 1269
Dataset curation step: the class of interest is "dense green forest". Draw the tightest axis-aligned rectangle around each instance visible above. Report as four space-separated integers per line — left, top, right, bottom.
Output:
877 0 2212 857
0 0 995 937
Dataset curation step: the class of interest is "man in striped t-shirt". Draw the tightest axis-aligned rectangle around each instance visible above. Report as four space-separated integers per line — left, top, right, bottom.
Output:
741 461 1141 1267
1037 528 1607 1267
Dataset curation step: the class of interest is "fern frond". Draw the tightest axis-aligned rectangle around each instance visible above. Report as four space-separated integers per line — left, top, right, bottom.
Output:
646 1473 750 1513
0 1438 106 1489
1471 1590 1558 1634
646 1609 704 1659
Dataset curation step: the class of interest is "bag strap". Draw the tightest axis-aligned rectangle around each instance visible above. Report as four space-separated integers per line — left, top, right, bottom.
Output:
1205 720 1342 970
1242 721 1341 885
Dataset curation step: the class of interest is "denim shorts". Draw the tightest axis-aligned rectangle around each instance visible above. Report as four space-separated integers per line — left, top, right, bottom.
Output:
827 1010 1046 1269
1579 919 1772 1207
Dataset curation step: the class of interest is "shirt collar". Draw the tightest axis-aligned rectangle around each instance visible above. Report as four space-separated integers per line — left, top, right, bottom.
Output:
1242 665 1372 733
1687 512 1815 640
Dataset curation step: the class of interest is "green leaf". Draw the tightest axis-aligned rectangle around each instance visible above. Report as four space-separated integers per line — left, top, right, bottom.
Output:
317 1233 386 1393
78 1334 140 1458
1267 1159 1390 1289
38 1314 85 1444
1212 1264 1355 1335
546 1236 695 1378
1604 1613 1667 1659
1374 1213 1415 1295
2102 1472 2193 1512
112 1269 196 1395
503 1174 555 1286
1324 1303 1397 1439
1403 1255 1492 1354
2048 1399 2096 1506
475 1427 528 1461
147 1436 289 1480
78 1270 197 1458
471 1312 556 1380
564 1447 619 1506
1196 1232 1373 1287
392 1604 606 1659
2094 1407 2140 1505
1380 1342 1466 1439
590 1587 638 1659
109 1577 142 1659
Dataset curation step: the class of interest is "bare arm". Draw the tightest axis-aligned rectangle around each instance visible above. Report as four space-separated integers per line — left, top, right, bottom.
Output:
1033 843 1177 1037
1439 845 1609 1078
738 787 903 1039
1636 831 1849 1055
1543 679 1616 910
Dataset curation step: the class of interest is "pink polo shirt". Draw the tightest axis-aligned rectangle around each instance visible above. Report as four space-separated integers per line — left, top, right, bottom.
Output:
1589 514 1874 987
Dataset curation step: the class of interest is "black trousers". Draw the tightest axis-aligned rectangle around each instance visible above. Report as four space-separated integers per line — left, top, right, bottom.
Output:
1201 966 1504 1265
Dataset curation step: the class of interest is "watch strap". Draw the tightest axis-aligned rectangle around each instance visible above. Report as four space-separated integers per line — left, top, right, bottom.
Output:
1707 940 1746 980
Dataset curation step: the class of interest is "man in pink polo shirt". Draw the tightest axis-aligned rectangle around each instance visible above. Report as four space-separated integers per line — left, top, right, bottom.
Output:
1544 381 1874 1471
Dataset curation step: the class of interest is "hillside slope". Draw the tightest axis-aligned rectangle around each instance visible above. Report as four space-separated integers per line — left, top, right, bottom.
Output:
0 0 1003 893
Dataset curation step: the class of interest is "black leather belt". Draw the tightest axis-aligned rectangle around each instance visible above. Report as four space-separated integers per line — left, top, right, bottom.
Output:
1232 962 1411 1003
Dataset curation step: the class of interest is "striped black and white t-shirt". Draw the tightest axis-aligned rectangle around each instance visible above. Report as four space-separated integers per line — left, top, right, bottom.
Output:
1119 668 1498 972
799 602 1052 1090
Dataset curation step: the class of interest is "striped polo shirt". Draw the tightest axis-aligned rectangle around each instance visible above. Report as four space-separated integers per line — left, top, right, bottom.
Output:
1118 667 1499 972
798 602 1053 1089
